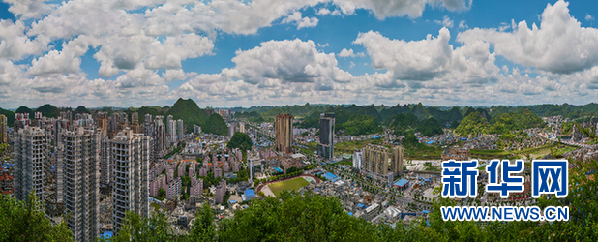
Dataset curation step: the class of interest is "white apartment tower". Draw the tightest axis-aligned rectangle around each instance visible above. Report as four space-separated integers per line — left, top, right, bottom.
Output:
111 128 151 233
166 115 176 143
177 119 184 141
63 127 101 242
14 126 46 206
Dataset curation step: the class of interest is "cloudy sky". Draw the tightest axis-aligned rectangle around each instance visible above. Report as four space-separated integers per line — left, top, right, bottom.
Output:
1 0 598 108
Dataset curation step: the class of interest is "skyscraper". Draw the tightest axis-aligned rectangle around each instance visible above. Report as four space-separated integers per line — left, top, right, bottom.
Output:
14 126 46 206
166 115 176 143
153 116 165 158
391 145 404 177
100 134 111 186
63 127 101 242
54 144 64 204
363 144 389 176
0 114 7 143
177 119 184 141
228 123 236 138
275 114 293 154
317 113 335 160
111 129 151 233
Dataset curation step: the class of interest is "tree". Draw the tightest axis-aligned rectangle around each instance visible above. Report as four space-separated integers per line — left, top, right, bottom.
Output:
158 188 165 199
0 191 73 242
104 210 172 242
188 203 215 241
227 132 253 152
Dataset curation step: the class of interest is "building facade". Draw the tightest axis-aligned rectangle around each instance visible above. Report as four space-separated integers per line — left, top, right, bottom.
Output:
363 144 388 176
275 114 293 154
391 146 404 177
177 119 184 141
14 126 46 206
0 114 7 143
317 113 335 160
63 127 101 242
111 129 151 233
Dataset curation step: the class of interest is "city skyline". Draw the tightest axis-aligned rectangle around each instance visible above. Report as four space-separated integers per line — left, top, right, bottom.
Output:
1 0 598 108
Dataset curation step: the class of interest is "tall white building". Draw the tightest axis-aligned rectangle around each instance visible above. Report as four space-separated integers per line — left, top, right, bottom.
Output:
166 115 176 143
63 127 101 242
353 149 363 169
177 119 184 141
111 129 151 233
14 126 46 207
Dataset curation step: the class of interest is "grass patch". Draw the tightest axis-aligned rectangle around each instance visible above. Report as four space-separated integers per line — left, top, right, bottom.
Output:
268 177 310 197
404 145 443 160
334 139 386 155
334 160 353 166
150 202 161 211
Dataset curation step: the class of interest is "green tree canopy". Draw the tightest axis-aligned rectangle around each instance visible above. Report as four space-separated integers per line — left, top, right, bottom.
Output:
0 191 73 242
227 132 253 152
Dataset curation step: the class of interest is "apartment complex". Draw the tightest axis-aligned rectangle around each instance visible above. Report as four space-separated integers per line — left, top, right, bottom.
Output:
390 146 404 177
275 114 293 154
363 144 388 176
111 129 151 233
63 127 101 242
317 112 335 160
14 126 46 206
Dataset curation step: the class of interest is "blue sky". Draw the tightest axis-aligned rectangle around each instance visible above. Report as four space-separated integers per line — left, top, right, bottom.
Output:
0 0 598 108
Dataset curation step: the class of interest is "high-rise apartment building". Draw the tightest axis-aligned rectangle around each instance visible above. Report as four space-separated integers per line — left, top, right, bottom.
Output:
14 126 46 206
0 114 7 143
353 149 363 169
166 115 176 143
215 179 227 204
275 114 293 154
239 122 245 133
131 112 139 125
391 146 404 177
153 116 165 159
177 119 184 141
55 144 64 204
111 129 151 233
63 127 101 242
317 113 335 160
100 135 111 186
363 144 388 176
228 123 236 138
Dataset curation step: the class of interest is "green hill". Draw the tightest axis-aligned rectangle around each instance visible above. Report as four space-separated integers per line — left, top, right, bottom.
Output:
15 106 33 116
490 109 546 134
74 106 90 114
0 107 15 127
166 98 209 133
35 104 61 118
455 111 491 136
202 113 228 136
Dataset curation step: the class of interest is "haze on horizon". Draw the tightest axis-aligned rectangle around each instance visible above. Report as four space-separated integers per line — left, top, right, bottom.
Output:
1 0 598 108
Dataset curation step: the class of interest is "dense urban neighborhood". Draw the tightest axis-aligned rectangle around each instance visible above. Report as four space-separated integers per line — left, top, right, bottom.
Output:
1 100 597 241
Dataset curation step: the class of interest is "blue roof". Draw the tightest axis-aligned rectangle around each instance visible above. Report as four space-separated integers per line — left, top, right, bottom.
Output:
357 203 365 209
348 212 353 216
245 189 255 198
229 200 236 204
394 178 409 187
322 172 337 180
426 141 434 144
274 167 283 173
422 210 430 214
